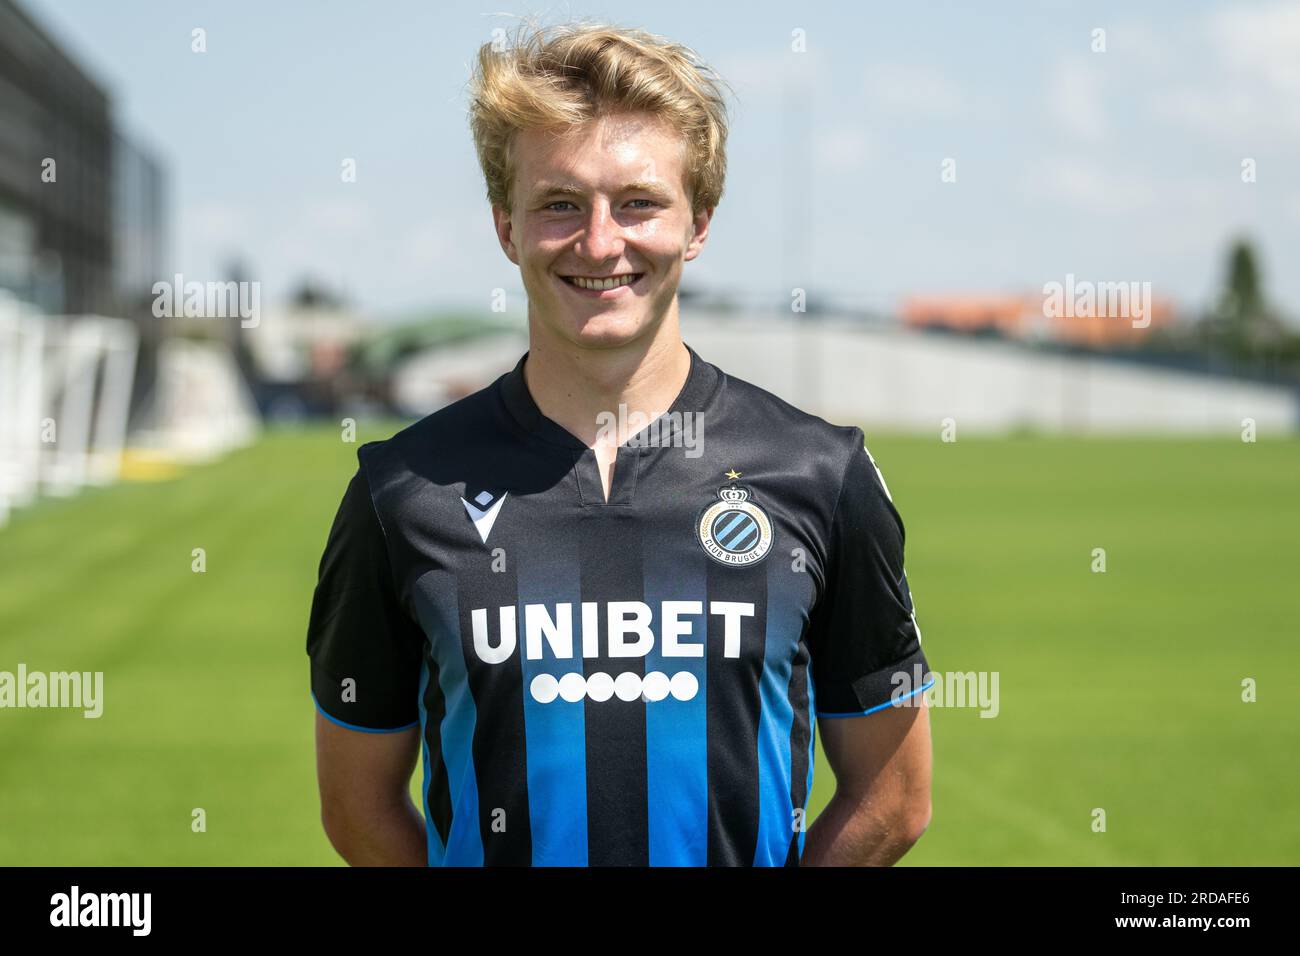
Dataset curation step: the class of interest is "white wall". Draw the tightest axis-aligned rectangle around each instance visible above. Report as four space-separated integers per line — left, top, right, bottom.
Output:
388 313 1297 435
681 313 1298 435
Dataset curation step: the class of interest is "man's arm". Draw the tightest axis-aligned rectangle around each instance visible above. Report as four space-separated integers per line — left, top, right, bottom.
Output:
308 460 430 865
801 698 932 866
315 714 427 866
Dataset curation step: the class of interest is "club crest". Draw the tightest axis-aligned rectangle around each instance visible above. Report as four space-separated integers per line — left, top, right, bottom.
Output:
696 481 773 567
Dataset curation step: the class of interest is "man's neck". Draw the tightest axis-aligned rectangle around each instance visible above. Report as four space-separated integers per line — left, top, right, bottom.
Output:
522 321 692 451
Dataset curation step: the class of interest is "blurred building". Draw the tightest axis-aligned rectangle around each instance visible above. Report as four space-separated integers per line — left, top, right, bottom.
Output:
0 0 170 434
111 131 168 316
0 0 113 314
902 292 1177 349
0 0 167 319
248 304 366 385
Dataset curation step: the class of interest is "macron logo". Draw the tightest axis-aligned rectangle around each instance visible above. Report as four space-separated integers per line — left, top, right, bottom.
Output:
461 489 508 544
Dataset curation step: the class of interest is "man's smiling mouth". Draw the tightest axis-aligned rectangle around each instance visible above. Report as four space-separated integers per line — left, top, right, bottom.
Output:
560 273 644 292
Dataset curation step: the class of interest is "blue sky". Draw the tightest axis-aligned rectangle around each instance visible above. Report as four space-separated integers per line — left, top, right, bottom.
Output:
26 0 1300 321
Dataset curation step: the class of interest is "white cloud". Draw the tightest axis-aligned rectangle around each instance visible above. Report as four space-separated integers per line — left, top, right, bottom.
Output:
1026 156 1152 214
814 127 873 171
1046 56 1107 142
863 63 966 117
1211 3 1300 98
1147 2 1300 143
303 196 374 234
185 201 249 246
1107 19 1176 69
402 217 457 268
712 50 832 106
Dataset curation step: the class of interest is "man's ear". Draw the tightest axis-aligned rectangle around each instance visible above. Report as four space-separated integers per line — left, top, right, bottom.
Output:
493 205 519 266
684 206 713 263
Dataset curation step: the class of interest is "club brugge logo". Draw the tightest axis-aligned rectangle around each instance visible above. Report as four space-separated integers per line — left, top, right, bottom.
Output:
697 481 773 566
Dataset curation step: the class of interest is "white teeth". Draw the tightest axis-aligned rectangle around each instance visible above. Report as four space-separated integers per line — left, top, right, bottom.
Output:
568 274 637 291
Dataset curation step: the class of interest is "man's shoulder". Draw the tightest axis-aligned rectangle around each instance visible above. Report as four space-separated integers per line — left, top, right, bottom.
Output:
356 372 510 487
711 360 865 468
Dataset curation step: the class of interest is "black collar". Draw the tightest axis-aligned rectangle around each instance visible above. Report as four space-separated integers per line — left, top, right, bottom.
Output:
497 343 719 450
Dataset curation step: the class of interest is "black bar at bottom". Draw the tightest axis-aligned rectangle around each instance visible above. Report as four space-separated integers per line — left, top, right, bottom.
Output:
0 866 1280 941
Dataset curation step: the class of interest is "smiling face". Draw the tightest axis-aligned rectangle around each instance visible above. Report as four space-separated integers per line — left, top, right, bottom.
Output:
494 111 712 351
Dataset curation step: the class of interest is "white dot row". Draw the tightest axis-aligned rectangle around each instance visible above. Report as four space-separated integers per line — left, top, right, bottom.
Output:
530 671 700 703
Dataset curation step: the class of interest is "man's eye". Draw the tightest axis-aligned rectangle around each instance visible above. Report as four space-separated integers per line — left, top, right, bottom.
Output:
546 201 576 212
629 199 659 209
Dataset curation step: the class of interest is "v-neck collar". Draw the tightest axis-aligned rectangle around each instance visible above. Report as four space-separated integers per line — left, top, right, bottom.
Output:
497 343 719 453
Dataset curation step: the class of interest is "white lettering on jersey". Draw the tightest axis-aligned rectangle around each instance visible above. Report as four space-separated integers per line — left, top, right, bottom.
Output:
472 606 516 663
470 600 756 664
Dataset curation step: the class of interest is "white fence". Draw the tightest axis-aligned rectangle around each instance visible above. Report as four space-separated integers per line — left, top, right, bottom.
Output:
130 336 260 462
0 293 138 526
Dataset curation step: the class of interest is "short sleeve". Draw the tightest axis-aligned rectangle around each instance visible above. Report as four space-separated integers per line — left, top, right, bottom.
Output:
306 462 425 732
806 429 933 717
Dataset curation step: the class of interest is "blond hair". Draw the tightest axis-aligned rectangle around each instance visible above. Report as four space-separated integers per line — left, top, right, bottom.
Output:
467 19 732 217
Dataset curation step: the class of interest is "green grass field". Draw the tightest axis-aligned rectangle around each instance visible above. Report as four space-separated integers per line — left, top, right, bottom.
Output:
1 425 1297 865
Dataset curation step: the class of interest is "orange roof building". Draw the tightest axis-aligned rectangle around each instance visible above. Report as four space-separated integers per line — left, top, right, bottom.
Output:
901 291 1176 349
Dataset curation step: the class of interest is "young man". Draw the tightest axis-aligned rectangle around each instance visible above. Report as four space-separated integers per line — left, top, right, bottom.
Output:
307 22 934 867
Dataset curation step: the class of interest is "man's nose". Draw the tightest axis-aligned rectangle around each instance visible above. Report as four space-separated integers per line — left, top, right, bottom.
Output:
576 200 624 261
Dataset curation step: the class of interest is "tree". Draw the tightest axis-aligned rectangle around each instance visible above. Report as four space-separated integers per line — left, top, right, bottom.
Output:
290 277 347 311
1206 238 1285 360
